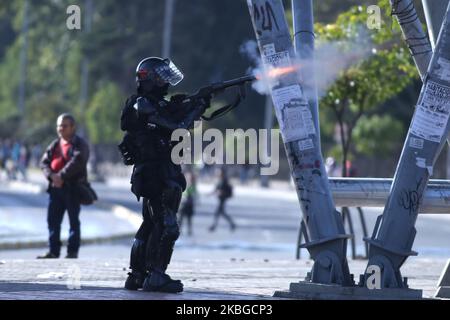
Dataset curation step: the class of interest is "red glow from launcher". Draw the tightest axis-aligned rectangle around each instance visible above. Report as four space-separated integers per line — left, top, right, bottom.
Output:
255 65 299 80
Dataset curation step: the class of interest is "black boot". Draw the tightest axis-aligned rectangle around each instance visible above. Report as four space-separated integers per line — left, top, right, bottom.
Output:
142 271 183 293
125 271 147 290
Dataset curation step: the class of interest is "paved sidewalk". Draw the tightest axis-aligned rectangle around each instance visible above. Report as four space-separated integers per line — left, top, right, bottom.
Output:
0 175 141 250
0 257 447 300
1 171 450 300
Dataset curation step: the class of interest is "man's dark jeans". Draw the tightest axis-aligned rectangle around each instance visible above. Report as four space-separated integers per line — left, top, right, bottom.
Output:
47 186 81 256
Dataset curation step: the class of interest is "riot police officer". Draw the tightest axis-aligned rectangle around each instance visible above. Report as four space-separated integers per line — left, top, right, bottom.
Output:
119 57 210 293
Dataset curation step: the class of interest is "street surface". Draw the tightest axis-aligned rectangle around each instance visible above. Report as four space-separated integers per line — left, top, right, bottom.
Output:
1 172 450 299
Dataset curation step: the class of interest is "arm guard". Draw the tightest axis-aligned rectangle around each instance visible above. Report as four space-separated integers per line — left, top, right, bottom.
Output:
135 96 207 131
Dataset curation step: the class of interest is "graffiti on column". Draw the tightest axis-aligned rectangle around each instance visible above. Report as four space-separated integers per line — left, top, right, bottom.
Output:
253 1 280 35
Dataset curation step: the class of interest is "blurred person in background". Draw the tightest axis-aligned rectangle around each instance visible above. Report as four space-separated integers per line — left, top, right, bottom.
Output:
37 113 90 259
31 144 43 168
178 170 198 236
209 167 236 232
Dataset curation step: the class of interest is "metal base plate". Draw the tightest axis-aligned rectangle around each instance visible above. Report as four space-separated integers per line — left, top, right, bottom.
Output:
435 287 450 299
435 259 450 298
274 281 423 300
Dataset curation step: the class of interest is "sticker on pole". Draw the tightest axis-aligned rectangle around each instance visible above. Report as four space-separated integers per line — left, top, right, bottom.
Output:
271 85 316 142
411 81 450 143
434 57 450 82
409 137 424 149
262 43 276 56
262 49 291 68
298 138 314 151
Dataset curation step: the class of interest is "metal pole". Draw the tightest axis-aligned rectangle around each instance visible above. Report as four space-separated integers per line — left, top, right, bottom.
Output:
421 0 450 178
391 0 450 151
291 0 320 140
162 0 176 58
247 0 352 286
328 177 450 213
18 0 29 115
422 0 450 49
391 0 433 79
391 0 450 175
362 2 450 289
293 169 450 255
260 96 274 187
292 0 367 260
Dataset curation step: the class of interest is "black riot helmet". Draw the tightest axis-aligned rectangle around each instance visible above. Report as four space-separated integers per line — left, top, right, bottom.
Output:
136 57 183 96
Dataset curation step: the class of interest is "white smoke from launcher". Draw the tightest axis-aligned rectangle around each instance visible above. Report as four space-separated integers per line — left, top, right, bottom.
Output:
240 32 374 97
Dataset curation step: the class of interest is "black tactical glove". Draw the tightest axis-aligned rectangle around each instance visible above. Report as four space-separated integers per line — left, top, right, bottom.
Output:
170 94 188 105
196 95 211 110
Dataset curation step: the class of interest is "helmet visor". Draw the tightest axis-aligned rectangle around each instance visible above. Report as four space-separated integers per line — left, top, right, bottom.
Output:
154 59 184 86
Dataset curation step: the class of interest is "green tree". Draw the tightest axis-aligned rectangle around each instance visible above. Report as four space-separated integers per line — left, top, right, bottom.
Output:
0 0 84 134
0 0 421 170
317 1 418 176
86 82 123 144
353 114 404 156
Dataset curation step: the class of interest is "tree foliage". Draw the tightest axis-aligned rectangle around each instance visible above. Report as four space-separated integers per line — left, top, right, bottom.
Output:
316 0 419 176
0 0 264 146
86 82 123 144
0 0 421 174
353 114 404 156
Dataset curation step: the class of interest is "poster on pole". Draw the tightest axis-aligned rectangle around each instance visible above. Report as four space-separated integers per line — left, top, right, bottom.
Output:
271 85 316 142
411 81 450 143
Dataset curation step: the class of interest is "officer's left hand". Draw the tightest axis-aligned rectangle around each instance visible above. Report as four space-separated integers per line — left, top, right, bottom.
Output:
198 95 211 109
170 94 188 105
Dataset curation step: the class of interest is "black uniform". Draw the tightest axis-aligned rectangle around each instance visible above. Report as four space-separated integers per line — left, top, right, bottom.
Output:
120 86 207 293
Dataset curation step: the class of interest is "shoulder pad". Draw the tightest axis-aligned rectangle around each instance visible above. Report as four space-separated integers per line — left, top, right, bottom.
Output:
125 94 138 108
134 96 158 115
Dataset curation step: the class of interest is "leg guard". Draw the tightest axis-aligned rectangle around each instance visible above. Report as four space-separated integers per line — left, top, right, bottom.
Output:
130 238 147 273
145 219 163 272
154 183 182 272
125 201 153 291
125 238 147 290
143 182 183 293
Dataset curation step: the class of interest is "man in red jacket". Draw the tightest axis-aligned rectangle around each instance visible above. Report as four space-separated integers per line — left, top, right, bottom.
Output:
38 113 90 259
